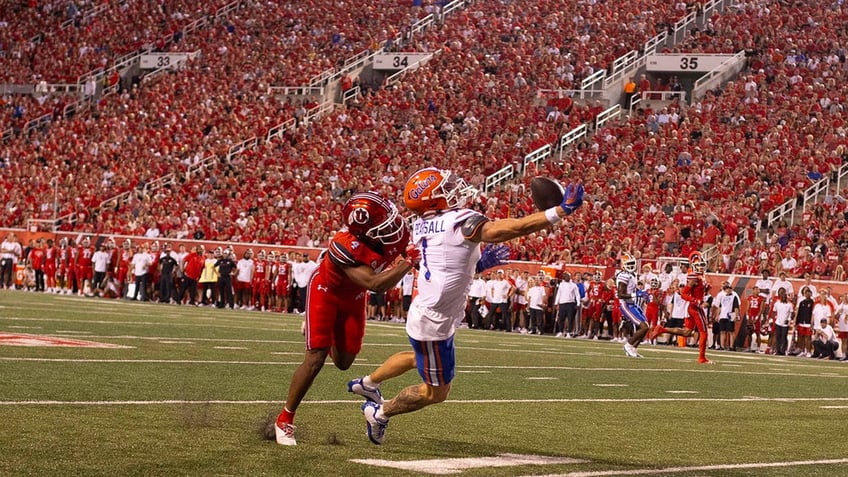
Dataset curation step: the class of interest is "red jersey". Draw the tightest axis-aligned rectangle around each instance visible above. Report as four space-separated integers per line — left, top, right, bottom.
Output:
646 288 663 315
44 245 58 271
681 275 708 308
253 260 269 283
747 294 764 318
273 261 290 286
587 280 605 303
29 248 45 270
320 229 407 294
59 247 72 273
76 246 94 268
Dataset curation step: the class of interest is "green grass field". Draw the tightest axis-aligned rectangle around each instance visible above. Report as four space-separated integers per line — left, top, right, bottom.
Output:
1 289 847 477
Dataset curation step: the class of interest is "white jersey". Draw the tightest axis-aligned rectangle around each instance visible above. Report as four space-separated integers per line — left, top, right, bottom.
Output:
406 209 484 341
616 270 638 304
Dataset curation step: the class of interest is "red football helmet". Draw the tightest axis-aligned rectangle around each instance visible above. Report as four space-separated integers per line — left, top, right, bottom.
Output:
689 251 706 275
343 192 407 245
403 167 477 216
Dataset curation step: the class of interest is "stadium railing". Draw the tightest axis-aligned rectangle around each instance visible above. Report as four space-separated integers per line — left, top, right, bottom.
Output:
691 51 747 101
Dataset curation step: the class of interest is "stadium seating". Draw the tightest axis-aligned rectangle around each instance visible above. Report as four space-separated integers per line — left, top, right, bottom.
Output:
3 0 848 278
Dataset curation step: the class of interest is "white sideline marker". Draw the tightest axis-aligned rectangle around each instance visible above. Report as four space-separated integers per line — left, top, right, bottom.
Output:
820 405 848 409
214 346 248 350
665 390 698 394
159 341 194 345
351 453 587 475
527 377 557 380
593 384 627 387
524 457 848 477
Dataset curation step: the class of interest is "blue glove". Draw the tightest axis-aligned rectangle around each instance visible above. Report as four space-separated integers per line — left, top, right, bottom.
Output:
476 244 510 273
635 290 649 300
560 183 584 215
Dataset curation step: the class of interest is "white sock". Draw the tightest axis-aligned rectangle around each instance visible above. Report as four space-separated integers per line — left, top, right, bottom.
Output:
375 406 387 421
363 376 378 388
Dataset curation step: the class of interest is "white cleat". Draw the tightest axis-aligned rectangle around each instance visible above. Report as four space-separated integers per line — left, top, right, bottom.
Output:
361 401 388 445
348 377 383 404
624 343 643 358
274 422 296 446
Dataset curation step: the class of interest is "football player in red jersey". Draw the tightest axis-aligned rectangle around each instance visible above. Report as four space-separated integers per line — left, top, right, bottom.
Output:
43 239 58 293
252 250 271 311
271 252 291 313
644 278 664 343
274 192 417 446
583 272 605 339
75 236 95 296
649 251 712 363
740 285 766 352
57 238 72 294
115 240 133 299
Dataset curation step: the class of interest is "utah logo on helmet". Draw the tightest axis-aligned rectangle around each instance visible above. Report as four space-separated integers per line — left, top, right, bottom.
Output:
342 192 407 246
403 167 477 216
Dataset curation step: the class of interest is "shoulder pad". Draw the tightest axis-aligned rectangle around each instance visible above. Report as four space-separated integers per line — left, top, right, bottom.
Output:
459 213 489 240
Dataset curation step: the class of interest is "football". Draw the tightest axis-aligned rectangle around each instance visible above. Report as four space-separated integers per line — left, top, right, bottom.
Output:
529 176 565 210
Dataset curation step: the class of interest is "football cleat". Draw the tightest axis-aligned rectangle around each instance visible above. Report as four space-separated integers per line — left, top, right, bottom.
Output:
348 377 384 404
624 343 643 358
361 401 388 445
274 422 296 446
698 357 714 365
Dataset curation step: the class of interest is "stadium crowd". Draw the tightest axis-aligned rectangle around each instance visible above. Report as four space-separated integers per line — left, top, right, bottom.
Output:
0 0 847 287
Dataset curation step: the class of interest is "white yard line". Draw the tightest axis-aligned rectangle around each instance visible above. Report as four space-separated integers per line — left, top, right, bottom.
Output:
525 458 848 477
0 356 845 380
2 396 848 406
352 454 587 475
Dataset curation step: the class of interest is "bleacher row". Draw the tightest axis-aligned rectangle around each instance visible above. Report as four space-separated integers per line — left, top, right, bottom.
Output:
2 0 848 280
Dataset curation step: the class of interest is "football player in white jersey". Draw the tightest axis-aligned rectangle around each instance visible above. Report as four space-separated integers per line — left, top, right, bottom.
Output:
617 252 651 357
348 167 583 444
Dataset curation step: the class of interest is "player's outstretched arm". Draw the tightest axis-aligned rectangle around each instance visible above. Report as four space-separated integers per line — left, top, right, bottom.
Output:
341 244 420 293
476 184 583 243
343 261 414 293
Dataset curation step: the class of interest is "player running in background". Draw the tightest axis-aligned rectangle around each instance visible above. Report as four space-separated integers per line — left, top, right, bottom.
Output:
644 278 664 344
347 167 582 445
273 192 415 446
649 251 712 363
617 253 651 358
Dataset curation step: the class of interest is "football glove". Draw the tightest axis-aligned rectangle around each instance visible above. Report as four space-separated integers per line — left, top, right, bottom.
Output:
560 183 584 215
634 290 649 300
476 244 510 273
